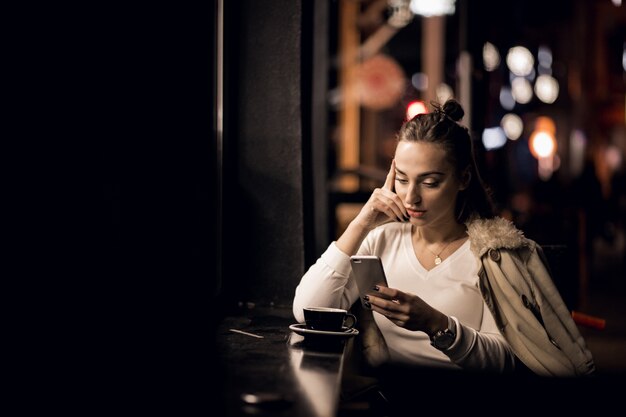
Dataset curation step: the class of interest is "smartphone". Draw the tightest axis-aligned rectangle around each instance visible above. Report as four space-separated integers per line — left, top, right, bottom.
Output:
350 255 389 309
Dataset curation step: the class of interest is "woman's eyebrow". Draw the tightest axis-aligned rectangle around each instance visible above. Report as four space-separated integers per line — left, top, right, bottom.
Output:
395 167 445 177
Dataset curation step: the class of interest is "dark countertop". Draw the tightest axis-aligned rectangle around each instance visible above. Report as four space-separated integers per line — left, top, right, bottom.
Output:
214 306 353 417
211 306 625 416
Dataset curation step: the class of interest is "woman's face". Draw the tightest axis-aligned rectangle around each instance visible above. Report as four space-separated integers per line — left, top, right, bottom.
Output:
393 140 464 227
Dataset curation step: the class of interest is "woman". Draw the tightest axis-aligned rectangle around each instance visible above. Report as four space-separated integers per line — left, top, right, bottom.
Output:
293 99 595 377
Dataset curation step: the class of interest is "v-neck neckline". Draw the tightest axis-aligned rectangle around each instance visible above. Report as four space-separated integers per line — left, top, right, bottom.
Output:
403 227 470 278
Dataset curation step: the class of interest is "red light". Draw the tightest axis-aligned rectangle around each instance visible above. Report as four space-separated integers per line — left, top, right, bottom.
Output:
406 100 428 120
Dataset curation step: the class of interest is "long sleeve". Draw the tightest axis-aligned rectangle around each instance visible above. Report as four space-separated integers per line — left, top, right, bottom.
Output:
443 302 516 372
292 242 362 323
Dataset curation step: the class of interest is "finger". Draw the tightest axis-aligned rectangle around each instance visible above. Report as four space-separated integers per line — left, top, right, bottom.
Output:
370 304 395 318
387 190 410 219
368 294 401 311
375 190 406 222
381 201 405 223
371 198 404 223
374 285 402 301
379 175 409 220
382 159 396 191
370 304 405 324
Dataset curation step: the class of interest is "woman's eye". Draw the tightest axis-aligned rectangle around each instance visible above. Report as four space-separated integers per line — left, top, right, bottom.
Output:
396 178 408 184
423 181 439 188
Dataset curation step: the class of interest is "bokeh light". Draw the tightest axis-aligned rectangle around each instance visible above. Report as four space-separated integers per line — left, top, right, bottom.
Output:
482 127 507 150
436 83 454 103
506 46 535 77
409 0 456 16
406 100 428 120
511 77 533 104
535 74 559 104
529 116 557 161
411 72 428 91
606 145 623 172
537 45 553 68
499 87 515 110
501 113 524 140
530 131 556 158
569 129 587 177
483 42 500 72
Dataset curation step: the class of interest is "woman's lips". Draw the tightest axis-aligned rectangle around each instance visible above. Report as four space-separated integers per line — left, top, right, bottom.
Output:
407 209 425 218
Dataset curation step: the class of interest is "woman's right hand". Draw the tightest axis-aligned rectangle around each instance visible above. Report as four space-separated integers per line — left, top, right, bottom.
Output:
353 160 409 230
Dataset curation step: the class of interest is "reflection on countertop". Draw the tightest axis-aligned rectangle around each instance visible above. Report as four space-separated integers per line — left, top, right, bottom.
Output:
214 306 351 417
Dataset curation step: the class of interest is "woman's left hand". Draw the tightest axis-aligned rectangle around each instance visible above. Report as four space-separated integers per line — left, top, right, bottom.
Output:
366 286 446 334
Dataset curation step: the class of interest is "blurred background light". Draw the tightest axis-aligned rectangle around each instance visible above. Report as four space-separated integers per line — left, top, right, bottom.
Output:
409 0 456 17
436 83 454 103
538 153 560 181
526 67 536 82
511 77 533 104
482 127 507 150
406 100 428 120
535 116 556 134
499 87 515 110
356 53 406 110
501 113 524 140
535 74 559 103
530 131 556 158
537 64 552 76
606 145 623 172
569 129 587 177
411 72 428 91
506 46 535 77
387 0 414 28
483 42 500 72
537 45 553 68
529 116 557 160
512 67 536 83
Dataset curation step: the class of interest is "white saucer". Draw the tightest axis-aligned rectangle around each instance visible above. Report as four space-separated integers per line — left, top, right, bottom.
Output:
289 323 359 338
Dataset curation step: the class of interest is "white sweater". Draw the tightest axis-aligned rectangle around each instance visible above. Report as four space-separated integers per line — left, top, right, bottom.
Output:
293 222 516 372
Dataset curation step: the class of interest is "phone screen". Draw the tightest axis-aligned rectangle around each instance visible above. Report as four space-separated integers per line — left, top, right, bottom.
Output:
350 255 389 309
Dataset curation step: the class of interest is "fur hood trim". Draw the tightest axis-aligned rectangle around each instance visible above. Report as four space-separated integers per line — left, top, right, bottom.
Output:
466 217 533 258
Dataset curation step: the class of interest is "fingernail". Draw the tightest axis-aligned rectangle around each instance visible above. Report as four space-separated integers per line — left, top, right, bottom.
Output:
373 286 379 291
363 295 369 301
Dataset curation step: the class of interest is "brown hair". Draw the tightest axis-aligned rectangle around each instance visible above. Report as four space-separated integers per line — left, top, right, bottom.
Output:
397 99 495 222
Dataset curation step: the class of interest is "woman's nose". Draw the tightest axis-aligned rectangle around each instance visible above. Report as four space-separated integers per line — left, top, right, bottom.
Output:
404 185 420 205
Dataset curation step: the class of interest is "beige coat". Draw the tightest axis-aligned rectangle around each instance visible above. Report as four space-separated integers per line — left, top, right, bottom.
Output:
468 217 595 376
356 217 596 376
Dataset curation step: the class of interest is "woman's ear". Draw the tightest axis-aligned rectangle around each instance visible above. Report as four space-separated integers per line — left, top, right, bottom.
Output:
459 168 471 191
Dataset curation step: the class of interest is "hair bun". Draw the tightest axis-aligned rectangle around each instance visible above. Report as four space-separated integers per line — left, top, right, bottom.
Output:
441 99 464 122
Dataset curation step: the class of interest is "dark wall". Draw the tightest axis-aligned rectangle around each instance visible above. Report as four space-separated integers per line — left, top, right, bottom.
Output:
40 1 315 385
26 3 227 393
89 7 215 301
221 0 309 309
